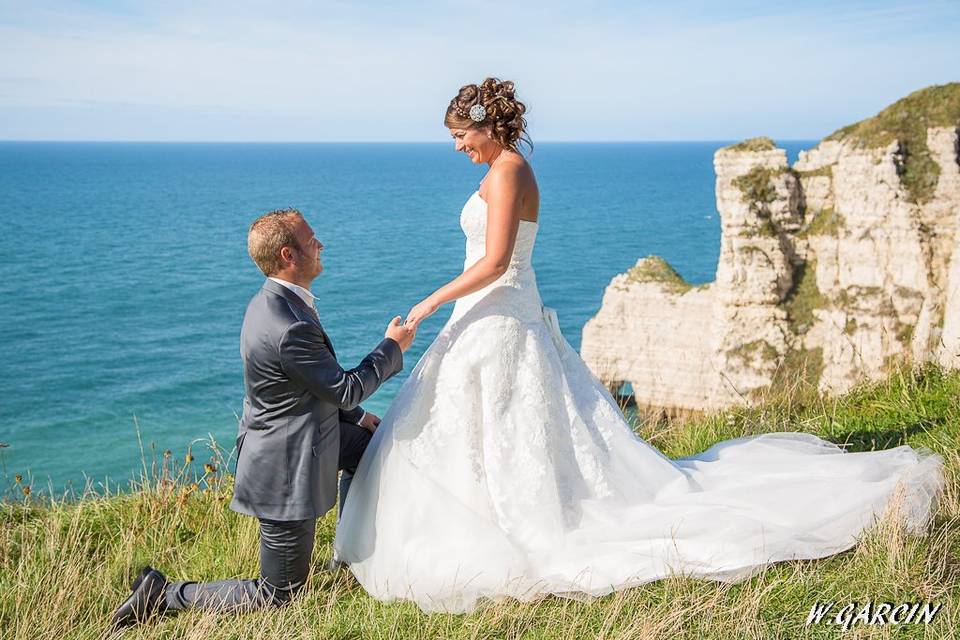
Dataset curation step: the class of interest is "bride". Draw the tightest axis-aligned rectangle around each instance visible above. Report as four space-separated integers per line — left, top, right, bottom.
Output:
334 77 944 613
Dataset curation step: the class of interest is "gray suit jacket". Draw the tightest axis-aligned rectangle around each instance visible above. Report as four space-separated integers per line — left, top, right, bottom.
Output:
229 279 403 521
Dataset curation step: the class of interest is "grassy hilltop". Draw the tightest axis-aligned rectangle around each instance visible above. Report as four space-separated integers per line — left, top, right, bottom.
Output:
827 82 960 204
2 362 960 639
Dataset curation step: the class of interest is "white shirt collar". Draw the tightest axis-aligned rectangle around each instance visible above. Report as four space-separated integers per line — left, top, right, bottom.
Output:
268 277 317 309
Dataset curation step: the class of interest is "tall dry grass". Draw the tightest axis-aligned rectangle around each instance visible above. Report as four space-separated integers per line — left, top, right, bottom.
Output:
1 362 958 639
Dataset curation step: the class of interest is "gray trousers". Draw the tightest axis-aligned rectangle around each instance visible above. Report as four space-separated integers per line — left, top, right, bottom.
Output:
165 422 371 612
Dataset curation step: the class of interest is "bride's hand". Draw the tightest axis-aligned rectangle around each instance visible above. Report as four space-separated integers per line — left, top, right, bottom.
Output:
405 297 440 328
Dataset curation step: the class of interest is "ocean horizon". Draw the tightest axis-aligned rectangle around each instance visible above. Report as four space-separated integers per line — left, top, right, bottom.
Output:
0 140 816 495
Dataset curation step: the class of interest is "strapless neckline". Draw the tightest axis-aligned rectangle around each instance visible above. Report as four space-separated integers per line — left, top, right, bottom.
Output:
472 190 538 226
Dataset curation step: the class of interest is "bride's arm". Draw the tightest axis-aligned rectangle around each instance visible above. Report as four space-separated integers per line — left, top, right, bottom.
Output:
404 165 523 327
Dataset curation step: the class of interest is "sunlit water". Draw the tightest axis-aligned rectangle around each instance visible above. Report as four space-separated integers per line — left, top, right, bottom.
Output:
0 141 814 494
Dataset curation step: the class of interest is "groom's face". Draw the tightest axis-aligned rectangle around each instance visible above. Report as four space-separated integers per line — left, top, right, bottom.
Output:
291 218 323 280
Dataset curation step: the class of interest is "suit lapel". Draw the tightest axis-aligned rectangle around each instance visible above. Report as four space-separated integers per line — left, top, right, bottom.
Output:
262 280 336 356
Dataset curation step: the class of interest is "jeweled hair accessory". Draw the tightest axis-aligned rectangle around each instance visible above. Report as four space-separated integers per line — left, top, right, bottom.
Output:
469 103 486 122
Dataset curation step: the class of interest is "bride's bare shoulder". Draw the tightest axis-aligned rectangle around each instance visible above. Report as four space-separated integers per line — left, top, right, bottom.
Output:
483 153 539 221
486 152 537 192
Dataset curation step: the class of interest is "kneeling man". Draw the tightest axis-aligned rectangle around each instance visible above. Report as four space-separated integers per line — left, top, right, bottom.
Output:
111 208 414 629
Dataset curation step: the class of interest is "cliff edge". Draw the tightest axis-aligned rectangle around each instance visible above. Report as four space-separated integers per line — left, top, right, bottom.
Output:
581 83 960 411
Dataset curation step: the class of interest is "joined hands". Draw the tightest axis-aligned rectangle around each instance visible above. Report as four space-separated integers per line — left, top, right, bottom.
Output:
385 316 416 352
383 295 443 353
404 296 440 330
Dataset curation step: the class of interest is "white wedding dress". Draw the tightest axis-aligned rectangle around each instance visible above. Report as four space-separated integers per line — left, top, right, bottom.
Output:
335 190 944 613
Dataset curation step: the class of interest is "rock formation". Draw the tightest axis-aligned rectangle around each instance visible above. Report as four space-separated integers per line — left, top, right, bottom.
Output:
581 83 960 411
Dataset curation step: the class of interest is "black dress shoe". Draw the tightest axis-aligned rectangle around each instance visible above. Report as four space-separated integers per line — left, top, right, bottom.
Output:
110 567 168 630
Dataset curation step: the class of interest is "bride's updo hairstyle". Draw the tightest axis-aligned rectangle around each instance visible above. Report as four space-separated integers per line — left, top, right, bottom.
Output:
444 77 532 153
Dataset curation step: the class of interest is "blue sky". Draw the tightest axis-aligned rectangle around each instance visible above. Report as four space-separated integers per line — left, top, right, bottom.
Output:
0 0 957 141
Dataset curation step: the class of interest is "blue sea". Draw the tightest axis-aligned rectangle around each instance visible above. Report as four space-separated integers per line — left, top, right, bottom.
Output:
0 141 814 495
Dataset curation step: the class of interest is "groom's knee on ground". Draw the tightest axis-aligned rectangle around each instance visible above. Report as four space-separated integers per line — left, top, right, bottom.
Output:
262 581 303 607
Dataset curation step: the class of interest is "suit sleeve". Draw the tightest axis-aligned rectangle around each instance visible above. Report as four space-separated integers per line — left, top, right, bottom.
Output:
279 321 403 410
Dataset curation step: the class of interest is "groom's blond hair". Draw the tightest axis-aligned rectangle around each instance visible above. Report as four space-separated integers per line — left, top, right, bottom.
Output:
248 208 304 276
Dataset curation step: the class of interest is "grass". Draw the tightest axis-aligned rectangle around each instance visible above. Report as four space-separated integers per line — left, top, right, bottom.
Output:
772 346 825 395
622 256 693 293
825 83 960 204
722 137 778 153
3 362 960 639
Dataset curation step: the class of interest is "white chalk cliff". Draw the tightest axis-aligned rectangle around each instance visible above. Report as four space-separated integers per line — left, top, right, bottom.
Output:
581 83 960 411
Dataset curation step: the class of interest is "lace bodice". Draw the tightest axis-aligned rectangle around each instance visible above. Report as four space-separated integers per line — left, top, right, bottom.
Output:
452 191 543 323
460 190 539 272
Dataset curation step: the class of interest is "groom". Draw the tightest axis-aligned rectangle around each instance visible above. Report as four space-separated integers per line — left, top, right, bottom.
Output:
110 208 415 629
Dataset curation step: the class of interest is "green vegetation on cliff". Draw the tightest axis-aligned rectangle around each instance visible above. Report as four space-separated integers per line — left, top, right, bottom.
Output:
726 339 779 365
798 207 845 238
732 166 790 237
623 256 693 293
2 363 959 639
826 82 960 204
778 260 827 389
721 136 777 152
783 260 824 334
733 166 780 206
